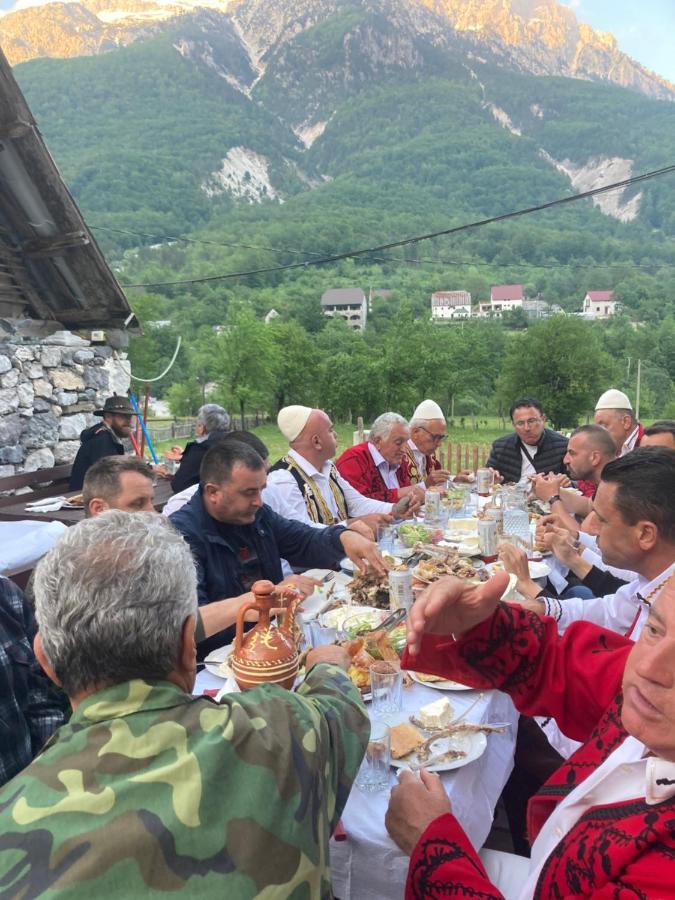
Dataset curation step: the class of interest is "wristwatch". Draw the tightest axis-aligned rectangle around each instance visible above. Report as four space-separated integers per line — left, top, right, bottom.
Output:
548 493 562 506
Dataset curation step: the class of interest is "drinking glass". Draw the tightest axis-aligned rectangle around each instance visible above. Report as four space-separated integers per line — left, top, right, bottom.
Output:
355 720 391 793
370 661 403 716
377 523 395 554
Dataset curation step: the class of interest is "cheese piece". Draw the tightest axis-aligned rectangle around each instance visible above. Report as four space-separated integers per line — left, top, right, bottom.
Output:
418 697 454 729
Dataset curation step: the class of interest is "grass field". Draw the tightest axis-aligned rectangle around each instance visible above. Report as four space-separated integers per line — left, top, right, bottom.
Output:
151 418 508 469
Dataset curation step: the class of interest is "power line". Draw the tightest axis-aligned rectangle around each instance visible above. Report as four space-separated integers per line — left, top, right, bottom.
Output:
118 163 675 288
91 223 675 275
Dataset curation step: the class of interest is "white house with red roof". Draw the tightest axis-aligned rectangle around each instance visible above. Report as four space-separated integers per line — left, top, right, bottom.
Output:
431 290 472 320
582 290 617 319
478 284 525 317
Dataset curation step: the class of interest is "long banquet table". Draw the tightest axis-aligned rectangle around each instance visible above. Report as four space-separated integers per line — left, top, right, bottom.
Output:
194 666 518 900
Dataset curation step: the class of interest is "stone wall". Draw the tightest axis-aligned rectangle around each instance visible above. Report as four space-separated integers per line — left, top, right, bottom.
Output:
0 331 131 478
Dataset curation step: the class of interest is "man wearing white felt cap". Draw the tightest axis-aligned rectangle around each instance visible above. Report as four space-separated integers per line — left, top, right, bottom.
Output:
403 399 451 487
266 405 415 538
594 388 644 457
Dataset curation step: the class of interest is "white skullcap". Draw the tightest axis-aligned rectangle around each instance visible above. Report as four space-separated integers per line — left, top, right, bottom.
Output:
412 399 445 421
595 389 632 411
278 405 313 442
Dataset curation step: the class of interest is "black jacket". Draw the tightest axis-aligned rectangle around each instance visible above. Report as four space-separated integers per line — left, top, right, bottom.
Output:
69 424 124 490
170 430 230 493
486 428 568 484
169 489 347 658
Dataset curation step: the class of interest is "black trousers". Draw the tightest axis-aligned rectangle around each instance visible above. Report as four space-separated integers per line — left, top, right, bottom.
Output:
501 715 564 857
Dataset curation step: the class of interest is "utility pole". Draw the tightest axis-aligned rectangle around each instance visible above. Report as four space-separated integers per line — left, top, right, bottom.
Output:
635 359 642 421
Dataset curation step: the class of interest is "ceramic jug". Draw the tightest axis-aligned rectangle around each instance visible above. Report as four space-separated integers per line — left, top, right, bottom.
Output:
230 579 303 690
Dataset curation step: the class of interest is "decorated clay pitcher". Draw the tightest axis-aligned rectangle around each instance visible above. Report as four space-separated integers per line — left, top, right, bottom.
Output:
230 579 303 690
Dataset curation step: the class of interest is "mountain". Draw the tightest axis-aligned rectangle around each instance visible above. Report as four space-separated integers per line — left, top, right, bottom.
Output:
8 0 675 339
2 0 674 102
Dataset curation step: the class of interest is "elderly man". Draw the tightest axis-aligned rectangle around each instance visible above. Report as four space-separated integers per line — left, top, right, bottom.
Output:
401 400 451 487
386 571 675 898
486 398 567 484
171 403 231 492
594 388 643 457
0 576 67 788
336 412 425 504
502 448 675 640
69 394 135 490
642 419 675 449
530 423 616 527
0 512 368 897
266 406 413 535
171 441 387 658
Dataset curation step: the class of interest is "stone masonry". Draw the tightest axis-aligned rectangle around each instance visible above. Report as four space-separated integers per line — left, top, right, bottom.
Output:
0 331 131 478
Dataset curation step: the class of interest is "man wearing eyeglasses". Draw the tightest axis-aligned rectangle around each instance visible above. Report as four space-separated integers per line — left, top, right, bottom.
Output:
487 397 568 484
403 399 452 487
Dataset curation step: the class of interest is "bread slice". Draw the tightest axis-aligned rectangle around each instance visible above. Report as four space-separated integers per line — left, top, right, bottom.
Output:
390 722 425 759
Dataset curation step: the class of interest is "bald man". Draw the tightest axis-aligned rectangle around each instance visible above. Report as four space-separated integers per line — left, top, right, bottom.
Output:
265 406 415 537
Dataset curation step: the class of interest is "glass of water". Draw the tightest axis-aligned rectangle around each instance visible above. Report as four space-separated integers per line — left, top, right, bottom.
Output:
370 661 403 716
355 719 391 793
377 523 395 554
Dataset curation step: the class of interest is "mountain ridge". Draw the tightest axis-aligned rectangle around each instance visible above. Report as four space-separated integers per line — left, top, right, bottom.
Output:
1 0 673 103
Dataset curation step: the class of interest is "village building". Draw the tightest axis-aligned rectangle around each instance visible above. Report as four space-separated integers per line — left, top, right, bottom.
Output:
582 290 618 319
430 291 472 321
321 288 367 331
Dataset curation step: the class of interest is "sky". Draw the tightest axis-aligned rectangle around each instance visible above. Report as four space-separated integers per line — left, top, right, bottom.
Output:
559 0 675 82
0 0 673 83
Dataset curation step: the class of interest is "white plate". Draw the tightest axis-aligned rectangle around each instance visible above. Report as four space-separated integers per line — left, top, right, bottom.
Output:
203 644 233 680
388 713 487 772
487 560 551 580
409 672 475 691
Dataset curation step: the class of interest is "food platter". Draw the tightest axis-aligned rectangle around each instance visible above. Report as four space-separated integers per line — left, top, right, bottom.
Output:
409 672 475 691
386 711 488 772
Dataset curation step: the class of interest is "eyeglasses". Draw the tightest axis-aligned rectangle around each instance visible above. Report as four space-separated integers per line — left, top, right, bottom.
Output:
420 426 447 442
513 417 543 429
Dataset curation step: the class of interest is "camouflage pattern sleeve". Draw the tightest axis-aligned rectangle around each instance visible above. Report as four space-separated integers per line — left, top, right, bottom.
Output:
0 675 369 898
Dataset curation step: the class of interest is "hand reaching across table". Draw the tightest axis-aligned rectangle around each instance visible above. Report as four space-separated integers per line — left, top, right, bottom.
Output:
341 529 389 576
406 571 509 654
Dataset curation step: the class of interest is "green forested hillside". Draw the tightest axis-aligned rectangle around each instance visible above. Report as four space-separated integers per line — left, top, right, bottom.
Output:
11 5 675 419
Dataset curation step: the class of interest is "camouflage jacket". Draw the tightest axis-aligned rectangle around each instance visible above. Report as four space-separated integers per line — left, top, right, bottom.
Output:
0 664 369 898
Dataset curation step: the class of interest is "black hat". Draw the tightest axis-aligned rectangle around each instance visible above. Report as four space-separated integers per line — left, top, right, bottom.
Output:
94 395 135 417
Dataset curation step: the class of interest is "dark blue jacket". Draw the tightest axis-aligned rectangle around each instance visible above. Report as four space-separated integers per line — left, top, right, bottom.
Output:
169 489 347 657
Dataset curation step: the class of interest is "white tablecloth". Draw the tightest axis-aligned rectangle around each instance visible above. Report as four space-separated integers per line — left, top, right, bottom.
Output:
194 668 517 900
0 520 67 575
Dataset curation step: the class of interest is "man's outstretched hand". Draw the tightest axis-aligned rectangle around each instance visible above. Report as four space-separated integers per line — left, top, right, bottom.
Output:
406 571 509 655
385 769 452 856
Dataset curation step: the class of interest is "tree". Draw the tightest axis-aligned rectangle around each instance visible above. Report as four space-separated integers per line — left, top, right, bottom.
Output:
496 316 618 428
268 320 321 412
212 304 279 427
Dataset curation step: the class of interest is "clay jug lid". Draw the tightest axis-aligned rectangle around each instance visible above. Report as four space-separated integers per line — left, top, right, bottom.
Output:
252 579 276 597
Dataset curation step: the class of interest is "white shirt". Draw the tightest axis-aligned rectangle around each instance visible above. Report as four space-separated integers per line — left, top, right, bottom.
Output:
264 450 392 526
621 424 641 457
557 561 675 638
367 443 401 491
163 484 198 517
520 440 538 479
520 735 675 899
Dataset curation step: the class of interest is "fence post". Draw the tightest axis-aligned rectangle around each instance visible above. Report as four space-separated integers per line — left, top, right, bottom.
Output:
456 444 461 473
472 446 479 473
